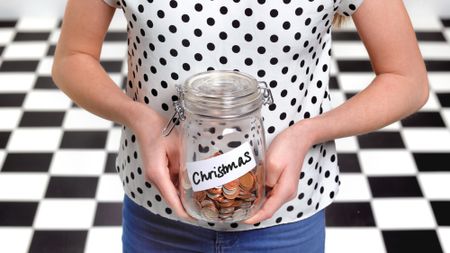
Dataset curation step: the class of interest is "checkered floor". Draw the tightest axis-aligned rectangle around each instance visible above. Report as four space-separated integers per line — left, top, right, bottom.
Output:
0 12 450 253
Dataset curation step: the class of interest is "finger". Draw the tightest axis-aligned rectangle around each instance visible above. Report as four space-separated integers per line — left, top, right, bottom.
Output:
152 167 197 222
242 167 297 225
264 153 284 188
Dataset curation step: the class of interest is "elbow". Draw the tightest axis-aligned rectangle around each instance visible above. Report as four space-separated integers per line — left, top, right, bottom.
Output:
416 73 430 111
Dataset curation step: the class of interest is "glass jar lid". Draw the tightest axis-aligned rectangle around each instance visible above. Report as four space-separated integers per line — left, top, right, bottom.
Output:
180 70 264 118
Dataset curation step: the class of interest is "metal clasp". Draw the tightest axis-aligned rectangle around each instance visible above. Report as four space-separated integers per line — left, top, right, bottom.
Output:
161 84 186 137
258 81 274 105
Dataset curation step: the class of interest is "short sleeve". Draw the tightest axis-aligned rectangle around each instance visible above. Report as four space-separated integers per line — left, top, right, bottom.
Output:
102 0 121 9
336 0 364 16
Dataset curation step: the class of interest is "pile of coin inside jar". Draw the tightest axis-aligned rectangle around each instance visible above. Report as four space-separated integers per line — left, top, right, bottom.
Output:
181 151 264 222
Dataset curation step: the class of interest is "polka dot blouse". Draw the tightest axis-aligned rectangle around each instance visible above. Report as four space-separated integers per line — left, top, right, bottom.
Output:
103 0 364 231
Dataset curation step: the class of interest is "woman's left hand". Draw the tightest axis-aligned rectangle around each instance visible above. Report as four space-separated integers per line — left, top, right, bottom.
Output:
242 121 315 225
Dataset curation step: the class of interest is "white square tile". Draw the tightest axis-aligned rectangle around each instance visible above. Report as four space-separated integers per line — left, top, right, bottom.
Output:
0 29 15 45
108 13 127 31
108 73 124 87
379 121 402 131
337 73 373 92
0 228 33 253
372 198 436 229
16 17 58 31
49 29 60 44
0 109 22 130
7 128 62 152
402 128 450 151
100 43 127 60
329 90 346 108
106 128 122 152
335 136 359 152
359 150 417 175
332 42 368 59
330 58 338 75
33 199 96 229
50 150 106 176
418 42 450 60
96 175 124 202
334 174 371 201
0 151 6 169
441 109 450 129
325 228 386 253
3 42 48 59
63 108 113 130
418 173 450 200
428 73 450 92
23 90 72 110
0 73 36 92
437 227 450 253
419 92 442 111
36 57 54 75
0 173 48 201
85 227 123 253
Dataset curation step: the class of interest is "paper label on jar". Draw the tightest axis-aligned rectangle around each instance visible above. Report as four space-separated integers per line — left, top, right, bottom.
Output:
186 141 256 192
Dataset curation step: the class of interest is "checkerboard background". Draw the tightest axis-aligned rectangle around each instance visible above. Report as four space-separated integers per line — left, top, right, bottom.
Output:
0 12 449 253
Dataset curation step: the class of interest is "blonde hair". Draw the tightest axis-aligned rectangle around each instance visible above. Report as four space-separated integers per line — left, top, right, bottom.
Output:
332 14 349 28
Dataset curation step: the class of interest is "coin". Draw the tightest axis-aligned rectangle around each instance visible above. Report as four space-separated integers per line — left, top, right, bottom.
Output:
239 171 255 192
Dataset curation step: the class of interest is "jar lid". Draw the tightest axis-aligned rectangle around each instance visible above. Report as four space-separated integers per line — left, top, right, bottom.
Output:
180 70 264 118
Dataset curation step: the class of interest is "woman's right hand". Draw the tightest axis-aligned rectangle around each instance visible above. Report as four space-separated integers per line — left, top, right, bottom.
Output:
127 102 196 222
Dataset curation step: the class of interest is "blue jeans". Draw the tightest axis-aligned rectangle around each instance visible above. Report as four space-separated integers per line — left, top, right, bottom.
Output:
122 194 325 253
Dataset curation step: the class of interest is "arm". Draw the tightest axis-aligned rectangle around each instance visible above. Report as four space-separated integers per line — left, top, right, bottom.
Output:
243 0 429 225
52 0 194 221
51 0 148 128
300 0 429 144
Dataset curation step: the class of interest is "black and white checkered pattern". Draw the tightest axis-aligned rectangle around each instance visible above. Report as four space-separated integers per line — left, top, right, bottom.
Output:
0 13 449 253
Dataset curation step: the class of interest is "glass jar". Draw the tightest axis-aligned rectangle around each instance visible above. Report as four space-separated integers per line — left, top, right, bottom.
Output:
162 70 274 223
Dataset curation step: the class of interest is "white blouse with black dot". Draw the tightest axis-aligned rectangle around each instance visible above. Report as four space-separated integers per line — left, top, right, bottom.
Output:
103 0 364 231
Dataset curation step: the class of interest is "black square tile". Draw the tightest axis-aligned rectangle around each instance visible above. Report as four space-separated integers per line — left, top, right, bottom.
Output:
337 60 372 72
19 111 65 127
329 76 339 90
29 230 87 253
430 201 450 226
0 202 38 226
13 32 50 41
0 60 40 72
0 46 4 56
0 131 10 149
0 93 26 107
0 20 17 28
325 202 375 226
425 60 450 71
45 176 98 198
60 131 108 149
368 176 423 197
437 93 450 107
104 32 128 41
47 45 56 56
413 153 450 172
58 19 63 28
382 230 443 253
344 92 356 100
414 32 446 42
357 131 405 149
34 76 58 89
93 202 123 226
401 112 446 127
331 31 361 41
442 18 450 27
100 60 123 72
2 153 52 172
337 153 361 172
113 121 122 127
105 152 119 173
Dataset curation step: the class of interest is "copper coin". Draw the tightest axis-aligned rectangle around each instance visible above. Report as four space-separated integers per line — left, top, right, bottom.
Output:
223 179 239 191
239 171 255 192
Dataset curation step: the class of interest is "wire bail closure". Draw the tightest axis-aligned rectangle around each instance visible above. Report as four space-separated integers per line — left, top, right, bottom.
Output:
161 84 185 137
162 79 274 137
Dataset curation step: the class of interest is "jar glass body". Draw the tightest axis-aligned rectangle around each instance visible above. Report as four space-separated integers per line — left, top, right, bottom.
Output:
178 109 267 223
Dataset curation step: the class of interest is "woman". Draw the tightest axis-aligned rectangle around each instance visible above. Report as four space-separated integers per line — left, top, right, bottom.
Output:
52 0 429 252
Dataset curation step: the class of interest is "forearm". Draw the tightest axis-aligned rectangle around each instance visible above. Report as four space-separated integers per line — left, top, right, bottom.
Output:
52 53 146 128
298 73 429 144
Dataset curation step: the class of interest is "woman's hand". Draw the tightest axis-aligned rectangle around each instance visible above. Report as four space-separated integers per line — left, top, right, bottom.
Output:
243 120 315 225
128 103 196 222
